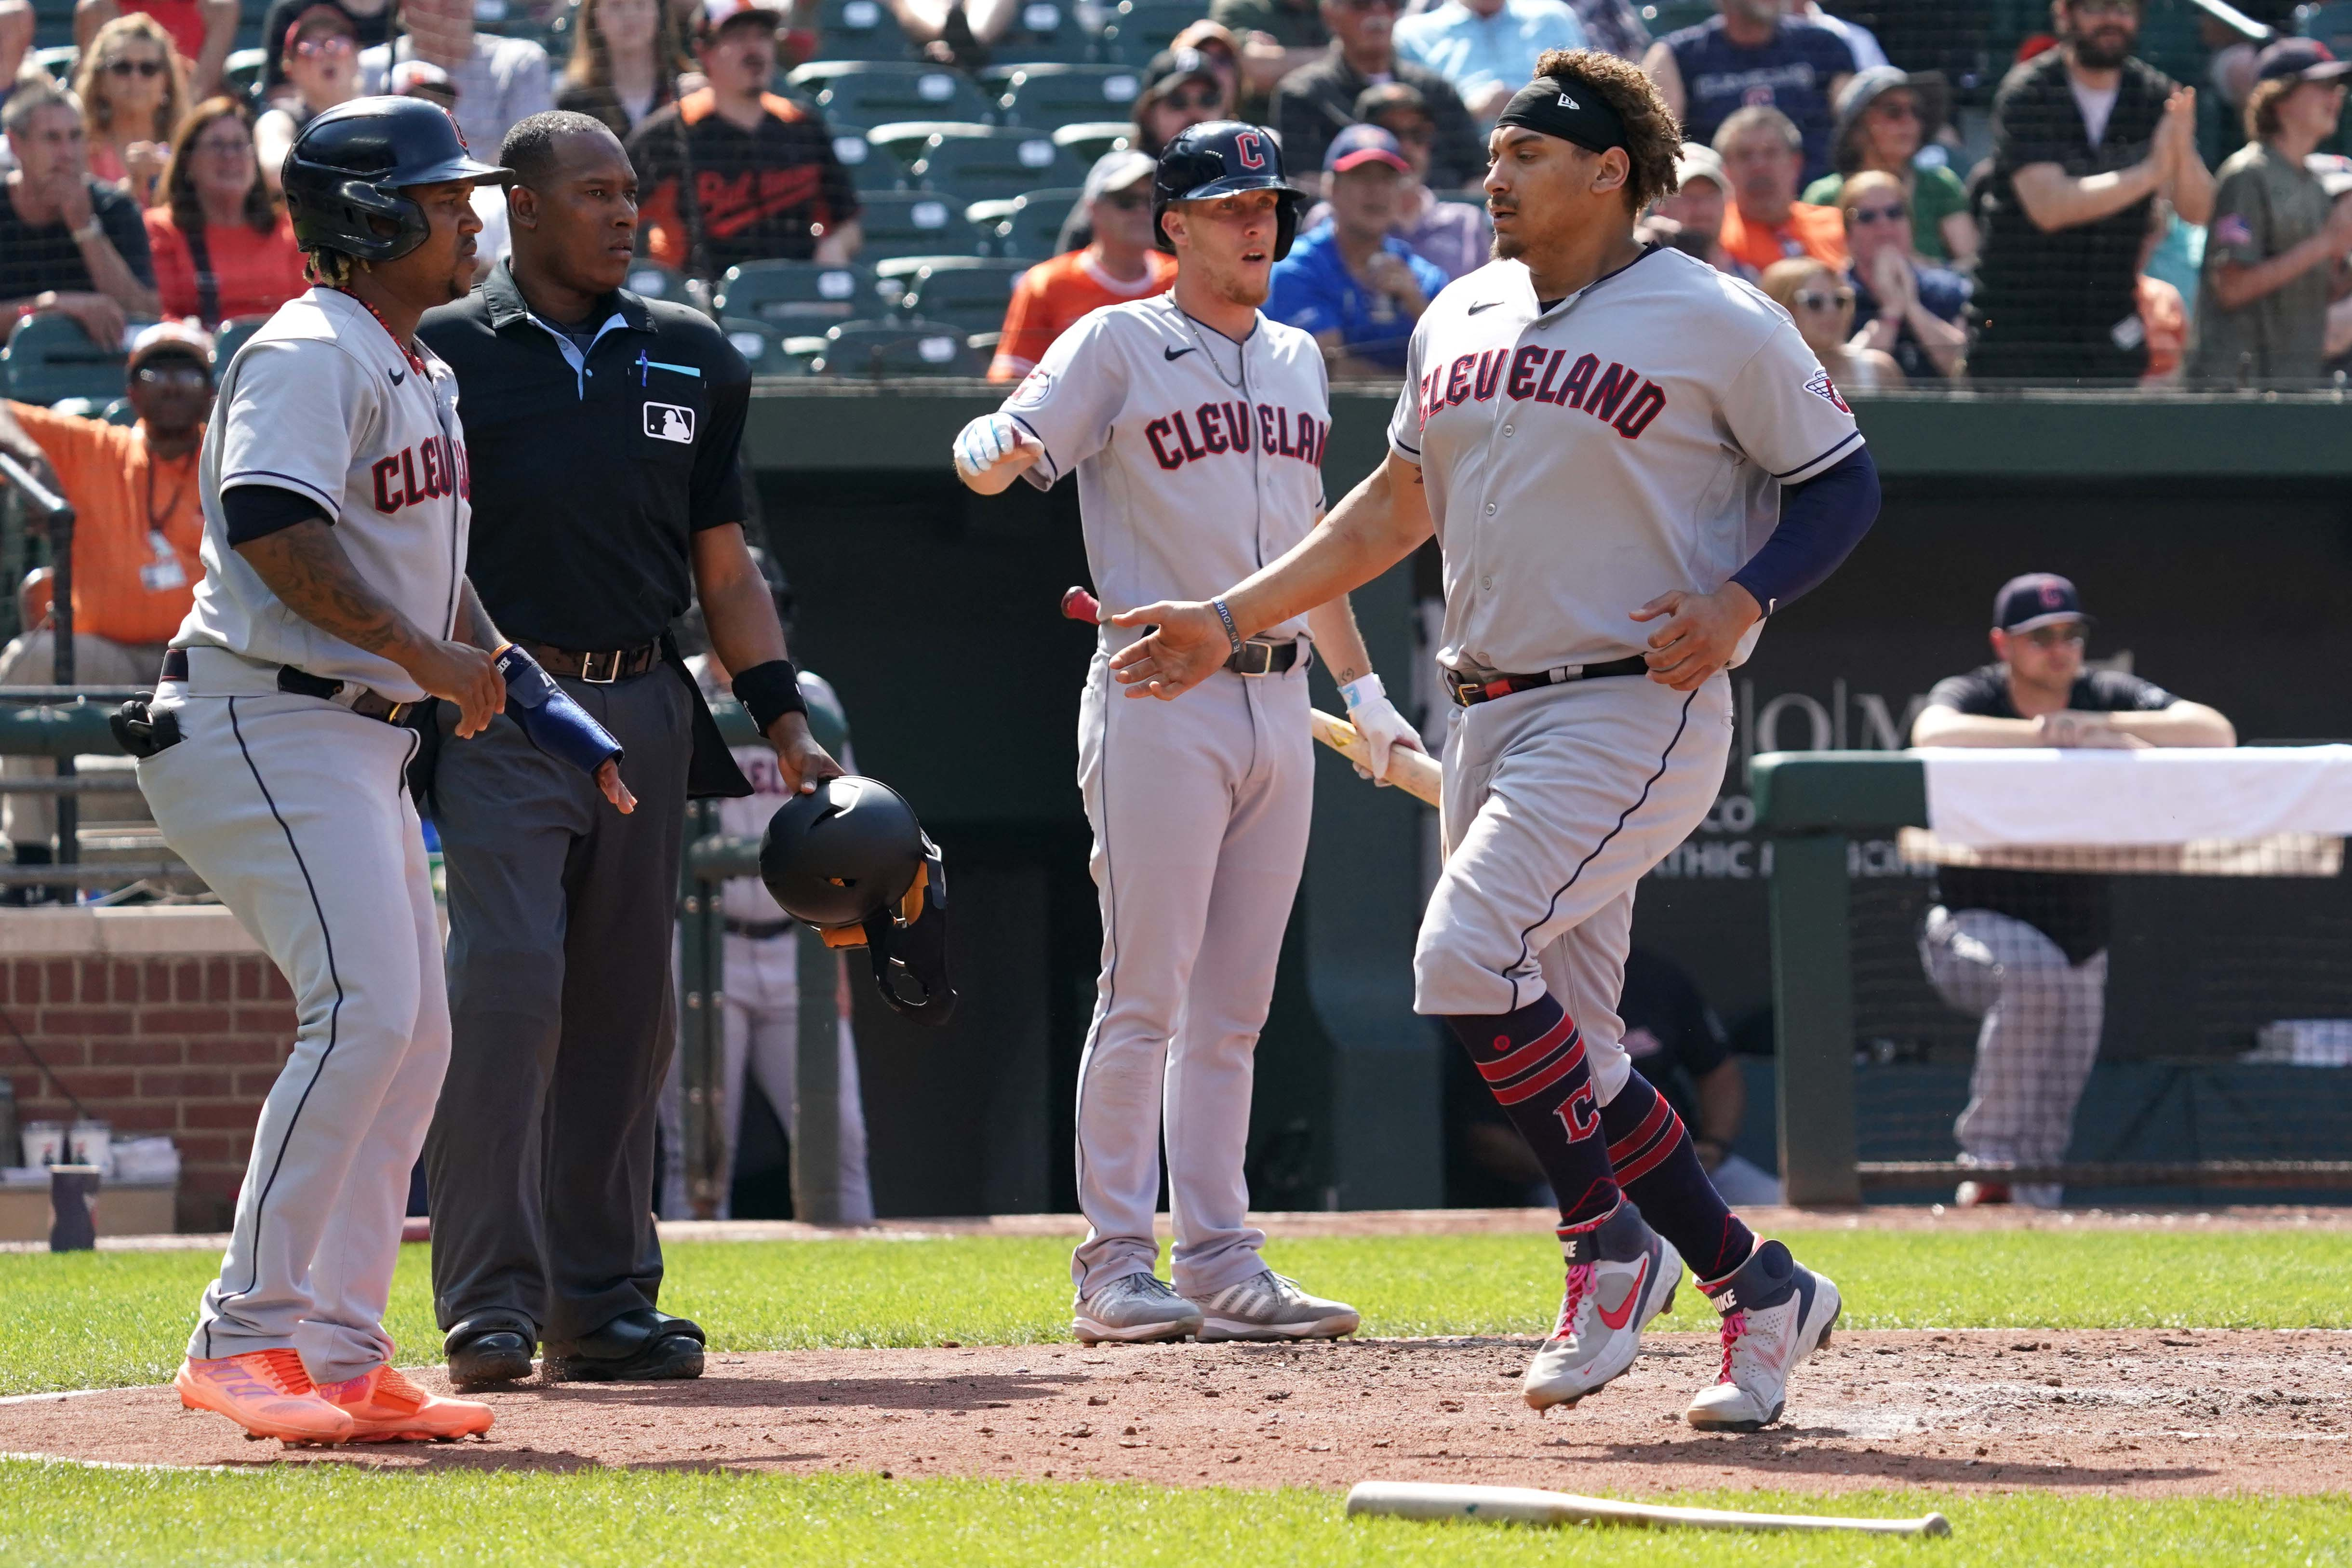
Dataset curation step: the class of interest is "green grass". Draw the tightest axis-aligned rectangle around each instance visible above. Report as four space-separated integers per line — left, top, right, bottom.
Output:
4 1227 2348 1396
0 1466 2342 1568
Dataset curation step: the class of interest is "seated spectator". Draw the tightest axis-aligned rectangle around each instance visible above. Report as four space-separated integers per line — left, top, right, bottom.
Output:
1172 19 1248 115
2189 40 2352 388
255 3 364 192
1644 0 1853 185
0 323 212 879
1213 0 1329 121
1967 0 2213 385
0 82 159 344
1392 0 1586 122
260 0 394 96
75 0 235 98
558 0 692 140
362 0 555 156
1563 0 1646 63
1840 170 1967 380
1133 49 1228 159
1644 140 1749 277
1301 82 1490 280
1804 67 1977 267
1268 124 1448 376
1761 255 1901 390
72 13 185 206
1714 105 1848 271
1274 0 1485 189
1911 573 2234 1208
628 0 861 280
144 99 305 327
989 149 1173 382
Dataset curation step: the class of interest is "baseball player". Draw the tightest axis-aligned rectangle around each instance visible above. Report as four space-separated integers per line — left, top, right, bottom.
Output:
129 98 628 1445
951 122 1422 1345
1109 53 1879 1429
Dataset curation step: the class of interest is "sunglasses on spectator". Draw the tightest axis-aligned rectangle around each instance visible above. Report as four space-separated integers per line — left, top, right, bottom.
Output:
292 34 357 56
1097 188 1149 210
1848 203 1907 225
1793 287 1855 311
2013 623 2088 647
1159 85 1221 110
135 363 210 386
106 56 167 76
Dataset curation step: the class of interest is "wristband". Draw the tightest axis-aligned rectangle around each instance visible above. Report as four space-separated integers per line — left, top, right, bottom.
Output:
731 658 807 734
70 221 103 244
1339 672 1385 713
494 643 624 777
1210 597 1243 657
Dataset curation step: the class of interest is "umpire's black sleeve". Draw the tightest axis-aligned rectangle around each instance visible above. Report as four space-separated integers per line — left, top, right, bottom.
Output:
688 332 753 531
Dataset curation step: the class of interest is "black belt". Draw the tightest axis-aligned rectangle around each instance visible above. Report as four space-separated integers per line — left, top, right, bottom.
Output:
724 916 795 940
1225 637 1308 676
517 637 663 683
158 648 414 724
1446 655 1649 708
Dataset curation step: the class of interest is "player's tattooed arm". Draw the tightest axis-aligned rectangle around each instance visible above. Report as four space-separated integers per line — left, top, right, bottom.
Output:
454 578 506 653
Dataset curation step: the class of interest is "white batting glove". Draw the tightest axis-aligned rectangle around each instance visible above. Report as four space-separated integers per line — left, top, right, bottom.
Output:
1341 674 1423 785
952 412 1035 482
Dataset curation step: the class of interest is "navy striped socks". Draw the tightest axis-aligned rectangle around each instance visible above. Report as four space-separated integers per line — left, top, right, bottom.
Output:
1599 1071 1755 1284
1445 995 1621 1231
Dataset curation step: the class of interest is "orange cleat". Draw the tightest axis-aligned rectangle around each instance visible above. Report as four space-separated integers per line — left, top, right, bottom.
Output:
315 1363 494 1442
175 1349 356 1444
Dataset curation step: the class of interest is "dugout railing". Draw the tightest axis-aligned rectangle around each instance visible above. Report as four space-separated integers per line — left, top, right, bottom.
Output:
1753 750 2352 1206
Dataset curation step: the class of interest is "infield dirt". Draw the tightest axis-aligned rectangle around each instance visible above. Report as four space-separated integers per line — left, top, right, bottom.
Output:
5 1330 2346 1495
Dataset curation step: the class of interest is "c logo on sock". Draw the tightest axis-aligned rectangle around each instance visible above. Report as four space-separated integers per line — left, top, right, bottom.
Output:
1555 1083 1600 1142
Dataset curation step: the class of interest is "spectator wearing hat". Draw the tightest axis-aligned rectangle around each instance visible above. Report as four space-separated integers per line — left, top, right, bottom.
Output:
0 81 158 346
0 322 213 880
1911 573 2234 1209
1967 0 2212 385
989 149 1174 382
361 0 555 155
1274 0 1484 189
1391 0 1586 122
258 0 394 94
256 4 365 190
1172 19 1248 114
2189 39 2352 388
1134 49 1229 158
1644 0 1853 185
74 0 238 99
1642 141 1749 277
628 0 860 281
1267 123 1448 376
144 98 306 327
1300 81 1490 280
1213 0 1329 121
1714 104 1848 272
1804 67 1976 268
558 0 694 139
72 13 185 205
1840 170 1967 380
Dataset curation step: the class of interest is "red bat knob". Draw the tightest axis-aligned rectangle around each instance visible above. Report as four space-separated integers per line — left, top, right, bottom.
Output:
1060 586 1102 624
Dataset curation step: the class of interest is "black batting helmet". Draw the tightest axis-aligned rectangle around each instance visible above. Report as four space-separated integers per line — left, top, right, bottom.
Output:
1152 120 1304 260
282 96 510 264
760 777 958 1025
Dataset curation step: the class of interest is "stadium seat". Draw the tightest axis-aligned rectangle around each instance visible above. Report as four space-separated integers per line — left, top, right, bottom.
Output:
103 397 135 426
43 397 107 421
1051 121 1134 164
828 126 909 192
714 259 885 328
786 61 997 130
904 125 1090 201
854 191 982 262
623 262 693 303
811 0 922 63
222 48 267 103
719 317 811 377
892 257 1029 335
0 313 138 406
810 318 989 376
966 187 1082 259
211 315 270 368
987 0 1101 66
780 334 830 372
32 46 76 83
986 63 1145 130
1095 0 1198 64
862 118 995 164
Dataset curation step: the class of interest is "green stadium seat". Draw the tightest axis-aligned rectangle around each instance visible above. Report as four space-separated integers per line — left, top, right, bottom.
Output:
987 0 1099 65
714 259 885 328
855 191 980 263
986 63 1144 130
103 397 136 426
812 0 923 63
828 125 910 191
1051 121 1134 164
223 48 267 104
811 318 989 376
892 257 1029 335
1096 0 1198 64
211 315 270 370
1644 0 1715 37
862 118 993 163
786 61 997 129
780 334 830 372
623 262 693 303
32 45 76 83
966 186 1081 259
903 124 1090 201
0 313 139 406
720 317 812 376
42 397 109 421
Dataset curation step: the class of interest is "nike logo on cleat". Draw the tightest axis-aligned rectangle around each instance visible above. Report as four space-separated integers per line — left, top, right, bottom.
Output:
1164 346 1197 360
1596 1257 1650 1330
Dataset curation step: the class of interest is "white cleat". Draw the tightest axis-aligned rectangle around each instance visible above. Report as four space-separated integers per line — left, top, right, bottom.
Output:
1192 1271 1360 1342
1522 1201 1683 1412
1686 1239 1842 1432
1072 1272 1204 1345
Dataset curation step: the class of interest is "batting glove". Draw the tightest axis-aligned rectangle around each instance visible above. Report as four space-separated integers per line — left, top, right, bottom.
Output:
952 412 1033 482
1341 674 1423 786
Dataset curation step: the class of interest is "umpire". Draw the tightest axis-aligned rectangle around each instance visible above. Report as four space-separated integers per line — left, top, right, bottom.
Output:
417 109 843 1386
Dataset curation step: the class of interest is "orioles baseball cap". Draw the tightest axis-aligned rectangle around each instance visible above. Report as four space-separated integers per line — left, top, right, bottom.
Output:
1326 123 1410 175
2257 37 2352 83
703 0 786 30
128 321 214 379
1992 572 2093 633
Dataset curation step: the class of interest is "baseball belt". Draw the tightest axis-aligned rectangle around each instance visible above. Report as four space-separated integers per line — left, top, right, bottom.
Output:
158 647 413 724
515 637 663 683
1446 655 1650 708
1226 636 1309 677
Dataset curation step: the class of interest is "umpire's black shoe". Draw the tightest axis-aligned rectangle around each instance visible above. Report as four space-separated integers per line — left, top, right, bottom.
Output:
542 1309 706 1383
445 1322 536 1389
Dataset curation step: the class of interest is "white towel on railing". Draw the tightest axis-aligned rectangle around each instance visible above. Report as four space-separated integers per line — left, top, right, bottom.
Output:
1915 745 2352 847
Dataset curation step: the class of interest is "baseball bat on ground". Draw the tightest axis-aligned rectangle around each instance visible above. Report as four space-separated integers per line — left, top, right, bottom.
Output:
1344 1481 1951 1538
1058 587 1442 808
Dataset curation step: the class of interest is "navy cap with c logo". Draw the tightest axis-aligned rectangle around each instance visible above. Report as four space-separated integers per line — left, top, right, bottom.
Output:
1992 572 2091 633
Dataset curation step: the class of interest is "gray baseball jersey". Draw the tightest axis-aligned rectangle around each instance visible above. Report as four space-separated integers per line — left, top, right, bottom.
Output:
1388 246 1863 675
175 286 471 703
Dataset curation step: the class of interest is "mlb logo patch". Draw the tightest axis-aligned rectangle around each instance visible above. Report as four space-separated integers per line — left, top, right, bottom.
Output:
1010 365 1055 409
1804 367 1851 415
644 402 695 443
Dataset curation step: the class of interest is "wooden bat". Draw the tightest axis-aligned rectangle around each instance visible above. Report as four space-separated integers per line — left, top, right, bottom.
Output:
1059 586 1441 808
1344 1481 1951 1538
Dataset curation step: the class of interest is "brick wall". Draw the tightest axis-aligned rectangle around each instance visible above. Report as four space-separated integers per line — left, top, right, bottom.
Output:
3 954 295 1232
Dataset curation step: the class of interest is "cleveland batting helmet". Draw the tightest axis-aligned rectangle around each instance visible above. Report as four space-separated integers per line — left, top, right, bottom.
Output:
1152 120 1304 260
760 777 957 1025
282 96 510 264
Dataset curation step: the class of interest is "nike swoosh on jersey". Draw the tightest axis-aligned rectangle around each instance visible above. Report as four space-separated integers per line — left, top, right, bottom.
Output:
1595 1256 1651 1330
1467 301 1502 314
1163 346 1197 360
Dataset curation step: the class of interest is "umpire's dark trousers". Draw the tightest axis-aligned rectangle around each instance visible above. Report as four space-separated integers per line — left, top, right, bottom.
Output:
425 666 693 1346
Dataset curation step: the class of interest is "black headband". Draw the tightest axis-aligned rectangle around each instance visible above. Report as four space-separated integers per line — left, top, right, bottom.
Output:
1496 74 1628 155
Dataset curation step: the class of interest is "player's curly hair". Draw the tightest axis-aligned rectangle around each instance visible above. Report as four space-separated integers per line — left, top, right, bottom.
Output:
1529 48 1683 213
304 248 358 288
